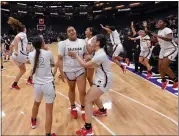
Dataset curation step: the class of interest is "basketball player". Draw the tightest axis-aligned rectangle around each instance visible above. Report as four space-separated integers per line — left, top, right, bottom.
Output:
129 30 153 79
58 26 87 120
29 36 56 136
151 19 178 89
85 27 97 86
68 34 112 136
131 21 145 74
26 35 46 86
8 17 32 89
100 24 130 73
3 35 11 61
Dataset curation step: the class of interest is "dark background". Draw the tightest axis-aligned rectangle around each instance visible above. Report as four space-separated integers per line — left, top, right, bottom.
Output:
1 1 178 75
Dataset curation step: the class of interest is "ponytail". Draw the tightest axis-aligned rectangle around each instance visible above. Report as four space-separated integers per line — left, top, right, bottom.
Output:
32 48 40 75
8 17 25 33
32 36 43 75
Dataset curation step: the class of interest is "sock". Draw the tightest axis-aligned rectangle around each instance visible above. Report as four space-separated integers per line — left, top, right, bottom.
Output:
46 133 51 136
71 104 76 108
148 70 152 74
31 118 36 122
85 123 91 130
1 66 3 69
13 82 18 86
81 105 85 110
162 78 166 82
172 77 178 82
28 76 32 80
99 107 105 112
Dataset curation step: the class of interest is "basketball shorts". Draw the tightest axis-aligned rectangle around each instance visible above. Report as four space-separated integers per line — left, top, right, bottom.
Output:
34 82 56 104
140 50 152 59
93 79 112 93
159 47 178 61
112 44 123 57
64 68 86 81
12 52 28 66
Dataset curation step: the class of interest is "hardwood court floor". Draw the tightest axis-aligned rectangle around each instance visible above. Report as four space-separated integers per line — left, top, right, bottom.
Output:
1 43 178 135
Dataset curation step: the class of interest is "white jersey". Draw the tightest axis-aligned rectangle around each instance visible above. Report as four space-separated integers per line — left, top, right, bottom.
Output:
91 48 112 90
58 38 87 72
13 32 28 55
110 30 121 45
137 35 151 51
28 49 55 85
11 32 29 64
157 27 177 50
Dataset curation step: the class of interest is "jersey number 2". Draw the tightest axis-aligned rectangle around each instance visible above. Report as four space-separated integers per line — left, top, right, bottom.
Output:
37 57 45 68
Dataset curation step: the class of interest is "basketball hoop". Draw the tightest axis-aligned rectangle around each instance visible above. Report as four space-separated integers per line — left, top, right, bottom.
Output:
37 25 46 31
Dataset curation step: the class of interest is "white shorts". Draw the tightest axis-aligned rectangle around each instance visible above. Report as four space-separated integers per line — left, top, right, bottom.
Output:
34 82 56 104
12 52 28 66
159 47 178 61
140 50 152 59
64 68 86 81
112 44 123 57
93 80 112 93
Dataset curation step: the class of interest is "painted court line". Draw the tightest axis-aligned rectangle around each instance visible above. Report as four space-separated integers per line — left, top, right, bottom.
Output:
126 68 178 98
112 61 178 97
56 91 116 136
129 70 178 98
2 75 27 81
2 74 178 126
110 89 178 126
2 74 116 135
